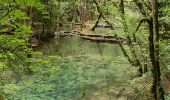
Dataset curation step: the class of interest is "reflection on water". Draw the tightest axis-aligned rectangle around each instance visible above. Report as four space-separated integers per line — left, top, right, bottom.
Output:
40 36 123 57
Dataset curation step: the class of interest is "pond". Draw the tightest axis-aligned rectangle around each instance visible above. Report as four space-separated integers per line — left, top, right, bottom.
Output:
3 36 142 100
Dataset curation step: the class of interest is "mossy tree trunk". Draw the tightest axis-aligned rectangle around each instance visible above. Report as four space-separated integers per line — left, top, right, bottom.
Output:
119 0 143 76
151 0 165 99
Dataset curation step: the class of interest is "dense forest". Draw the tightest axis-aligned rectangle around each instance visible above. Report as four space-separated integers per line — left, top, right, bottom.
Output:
0 0 170 100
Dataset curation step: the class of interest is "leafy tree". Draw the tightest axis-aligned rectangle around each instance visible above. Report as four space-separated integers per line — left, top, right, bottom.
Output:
0 0 47 98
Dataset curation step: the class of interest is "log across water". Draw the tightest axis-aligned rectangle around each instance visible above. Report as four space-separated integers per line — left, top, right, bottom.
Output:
58 31 128 44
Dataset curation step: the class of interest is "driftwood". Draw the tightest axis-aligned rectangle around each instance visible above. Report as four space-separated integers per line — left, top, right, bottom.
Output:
59 31 127 44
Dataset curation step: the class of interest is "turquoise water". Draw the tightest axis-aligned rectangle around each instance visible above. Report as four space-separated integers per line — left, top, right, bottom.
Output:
2 36 139 100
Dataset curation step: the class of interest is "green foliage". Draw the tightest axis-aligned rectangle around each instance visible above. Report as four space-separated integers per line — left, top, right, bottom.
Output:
165 93 170 100
0 0 46 70
160 7 170 23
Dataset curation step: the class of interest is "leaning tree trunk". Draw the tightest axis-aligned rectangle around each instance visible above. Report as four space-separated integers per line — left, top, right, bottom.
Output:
91 0 115 30
119 0 143 76
151 0 165 99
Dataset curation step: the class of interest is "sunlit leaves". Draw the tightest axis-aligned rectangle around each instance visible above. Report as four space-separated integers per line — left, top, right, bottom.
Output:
0 0 47 72
15 0 44 8
159 7 170 23
0 62 6 68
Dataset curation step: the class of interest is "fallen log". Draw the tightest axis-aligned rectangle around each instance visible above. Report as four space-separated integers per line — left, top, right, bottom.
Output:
80 35 122 43
59 31 127 44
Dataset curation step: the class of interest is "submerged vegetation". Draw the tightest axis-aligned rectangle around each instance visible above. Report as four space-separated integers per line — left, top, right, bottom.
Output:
0 0 170 100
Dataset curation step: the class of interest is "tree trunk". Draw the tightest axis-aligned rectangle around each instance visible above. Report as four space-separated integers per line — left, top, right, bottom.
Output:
92 0 114 30
56 0 61 38
91 12 102 31
119 0 143 76
80 0 86 30
151 0 165 99
119 0 124 14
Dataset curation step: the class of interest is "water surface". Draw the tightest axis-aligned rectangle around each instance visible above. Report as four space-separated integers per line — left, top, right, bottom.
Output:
3 36 139 100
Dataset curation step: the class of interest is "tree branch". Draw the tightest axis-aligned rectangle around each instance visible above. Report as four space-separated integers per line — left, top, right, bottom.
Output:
133 18 149 42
